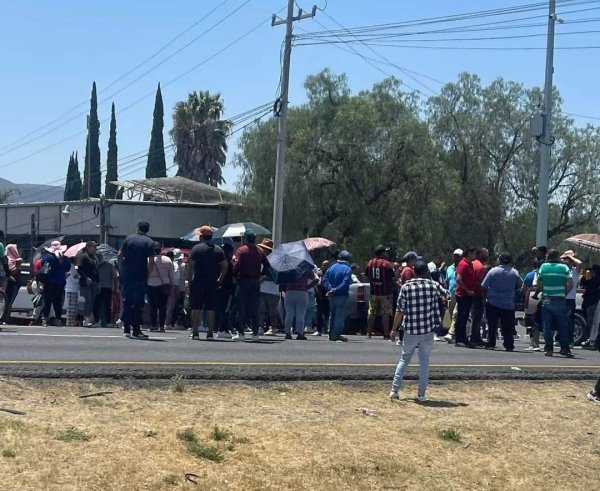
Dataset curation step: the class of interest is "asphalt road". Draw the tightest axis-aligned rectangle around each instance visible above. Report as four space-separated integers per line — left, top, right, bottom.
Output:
0 323 598 380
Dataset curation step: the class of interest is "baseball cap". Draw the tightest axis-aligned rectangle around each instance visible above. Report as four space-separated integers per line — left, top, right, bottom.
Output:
86 240 98 248
244 229 257 238
414 260 429 275
374 244 387 254
453 248 464 256
338 250 351 261
401 251 421 262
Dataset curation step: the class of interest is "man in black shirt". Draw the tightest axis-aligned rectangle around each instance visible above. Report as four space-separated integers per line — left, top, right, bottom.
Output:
118 221 155 339
187 226 228 340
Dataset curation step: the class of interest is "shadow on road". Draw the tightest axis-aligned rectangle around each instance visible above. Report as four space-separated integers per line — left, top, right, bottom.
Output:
417 400 469 408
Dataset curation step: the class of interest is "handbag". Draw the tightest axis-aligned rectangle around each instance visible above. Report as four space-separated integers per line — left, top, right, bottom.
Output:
155 258 172 296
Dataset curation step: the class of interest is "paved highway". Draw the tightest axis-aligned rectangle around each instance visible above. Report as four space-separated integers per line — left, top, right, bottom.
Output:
0 324 598 381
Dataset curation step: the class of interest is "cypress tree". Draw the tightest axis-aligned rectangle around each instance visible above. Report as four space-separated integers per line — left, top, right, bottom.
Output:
146 83 167 179
105 103 119 198
64 152 82 201
81 81 101 198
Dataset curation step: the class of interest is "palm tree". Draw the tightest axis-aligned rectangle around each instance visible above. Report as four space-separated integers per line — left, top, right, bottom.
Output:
170 91 232 187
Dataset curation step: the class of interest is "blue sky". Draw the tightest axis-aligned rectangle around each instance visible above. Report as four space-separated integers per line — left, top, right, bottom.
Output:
1 0 599 196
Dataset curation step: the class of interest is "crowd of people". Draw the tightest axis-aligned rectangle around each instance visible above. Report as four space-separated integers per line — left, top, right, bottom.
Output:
1 226 599 403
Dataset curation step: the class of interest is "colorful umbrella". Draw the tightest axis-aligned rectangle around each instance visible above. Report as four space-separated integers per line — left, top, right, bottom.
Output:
64 242 87 258
268 240 315 284
303 237 335 251
564 234 600 262
212 222 271 238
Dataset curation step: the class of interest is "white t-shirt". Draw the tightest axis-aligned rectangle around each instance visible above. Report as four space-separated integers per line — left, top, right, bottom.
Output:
566 266 579 300
260 280 279 296
65 264 80 294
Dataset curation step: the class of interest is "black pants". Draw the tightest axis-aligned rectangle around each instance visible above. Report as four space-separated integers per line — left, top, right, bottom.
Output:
216 286 234 332
236 278 260 335
485 303 515 350
42 282 65 321
316 293 330 334
95 287 112 326
147 285 168 328
1 279 19 322
455 296 473 344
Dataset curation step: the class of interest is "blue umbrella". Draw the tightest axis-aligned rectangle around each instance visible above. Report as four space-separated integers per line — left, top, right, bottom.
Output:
268 240 315 285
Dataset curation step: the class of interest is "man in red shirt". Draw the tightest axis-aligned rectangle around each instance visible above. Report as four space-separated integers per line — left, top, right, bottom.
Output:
469 247 489 346
365 245 395 339
400 251 420 285
455 246 478 348
232 229 270 342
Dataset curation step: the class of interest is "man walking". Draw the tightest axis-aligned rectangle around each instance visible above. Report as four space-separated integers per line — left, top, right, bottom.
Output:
365 245 394 339
118 221 155 339
533 249 574 358
390 260 446 402
455 246 478 348
322 250 353 343
78 241 100 327
481 253 523 351
187 226 228 341
233 229 270 342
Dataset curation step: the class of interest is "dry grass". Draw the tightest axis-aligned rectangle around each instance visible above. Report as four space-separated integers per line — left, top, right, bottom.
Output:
0 378 598 490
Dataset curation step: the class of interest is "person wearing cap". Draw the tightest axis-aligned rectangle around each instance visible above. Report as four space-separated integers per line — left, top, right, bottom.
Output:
39 240 71 327
561 250 583 345
232 229 270 342
480 253 523 351
322 250 353 343
400 251 420 285
532 249 574 357
78 241 100 327
454 246 479 348
187 226 228 340
390 260 447 402
257 239 281 336
118 221 155 339
365 245 394 339
443 248 463 342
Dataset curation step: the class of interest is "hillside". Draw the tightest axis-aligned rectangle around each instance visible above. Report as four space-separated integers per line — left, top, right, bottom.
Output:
0 177 64 203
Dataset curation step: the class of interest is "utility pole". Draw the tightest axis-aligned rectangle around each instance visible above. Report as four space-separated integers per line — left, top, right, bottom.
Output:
271 1 316 246
535 0 558 247
86 115 91 199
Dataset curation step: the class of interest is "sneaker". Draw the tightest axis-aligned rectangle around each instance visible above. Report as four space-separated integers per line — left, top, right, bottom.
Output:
123 332 131 338
132 333 149 340
232 333 245 342
258 327 265 336
587 391 600 403
265 328 276 336
115 319 123 328
312 331 322 336
215 331 232 339
395 340 402 346
84 321 95 328
41 320 48 327
416 395 426 403
514 334 521 340
252 334 260 342
433 335 445 342
285 333 293 340
338 336 348 342
525 346 541 352
545 351 553 357
190 332 200 340
206 332 214 340
443 333 454 343
389 391 399 400
296 334 307 341
559 349 574 358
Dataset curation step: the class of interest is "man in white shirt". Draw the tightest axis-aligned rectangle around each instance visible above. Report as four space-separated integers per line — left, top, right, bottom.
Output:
561 250 582 345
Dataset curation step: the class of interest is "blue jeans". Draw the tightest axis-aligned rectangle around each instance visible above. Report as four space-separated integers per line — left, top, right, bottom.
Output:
328 295 349 341
391 332 434 396
236 278 260 336
122 280 146 335
80 282 99 318
541 297 570 353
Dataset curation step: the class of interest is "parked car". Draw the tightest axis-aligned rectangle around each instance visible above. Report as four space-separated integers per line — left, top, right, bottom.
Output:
344 282 370 334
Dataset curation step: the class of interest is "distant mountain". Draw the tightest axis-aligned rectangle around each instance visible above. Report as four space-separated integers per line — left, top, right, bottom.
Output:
0 177 64 203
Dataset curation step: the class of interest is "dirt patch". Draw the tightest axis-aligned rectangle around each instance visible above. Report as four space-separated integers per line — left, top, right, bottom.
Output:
0 378 598 490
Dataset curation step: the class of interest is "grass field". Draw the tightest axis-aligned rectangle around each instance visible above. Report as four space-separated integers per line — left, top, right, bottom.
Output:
0 378 598 490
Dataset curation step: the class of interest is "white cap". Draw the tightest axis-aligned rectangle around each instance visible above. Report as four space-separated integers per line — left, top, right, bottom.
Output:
453 248 464 256
427 262 437 273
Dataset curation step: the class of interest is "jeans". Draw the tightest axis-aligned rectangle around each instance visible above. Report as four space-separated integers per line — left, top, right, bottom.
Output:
328 295 349 341
236 278 260 335
470 297 484 343
122 280 146 335
1 279 19 322
485 303 515 350
284 290 309 335
305 290 316 328
80 283 99 319
391 332 434 396
455 296 472 343
96 287 113 326
541 297 571 353
589 303 600 347
566 298 576 345
216 287 234 332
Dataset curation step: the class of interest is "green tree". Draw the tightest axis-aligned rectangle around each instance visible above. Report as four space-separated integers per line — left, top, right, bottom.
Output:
104 103 119 198
64 152 82 201
81 81 101 199
146 83 167 180
171 91 232 186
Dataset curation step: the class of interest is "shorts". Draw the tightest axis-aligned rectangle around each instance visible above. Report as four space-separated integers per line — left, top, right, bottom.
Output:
189 283 218 311
260 292 280 317
368 295 393 316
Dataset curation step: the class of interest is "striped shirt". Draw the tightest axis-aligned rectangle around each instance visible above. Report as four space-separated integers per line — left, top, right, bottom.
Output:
538 262 570 298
